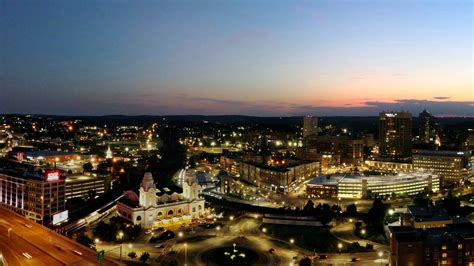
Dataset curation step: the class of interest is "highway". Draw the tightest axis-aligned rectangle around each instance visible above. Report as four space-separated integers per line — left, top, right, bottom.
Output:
0 206 119 266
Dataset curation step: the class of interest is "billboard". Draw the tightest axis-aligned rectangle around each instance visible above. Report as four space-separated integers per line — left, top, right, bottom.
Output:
46 170 60 181
52 210 68 225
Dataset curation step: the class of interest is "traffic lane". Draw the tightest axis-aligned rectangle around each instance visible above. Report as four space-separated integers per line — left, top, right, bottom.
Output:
1 217 86 265
0 208 118 265
0 240 22 266
0 226 62 266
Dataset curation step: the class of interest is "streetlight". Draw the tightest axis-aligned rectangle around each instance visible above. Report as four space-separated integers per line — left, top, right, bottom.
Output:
229 215 234 221
388 209 395 216
40 196 44 225
361 229 366 235
178 231 184 238
7 228 12 243
378 251 384 266
338 243 343 253
290 238 295 244
262 228 267 233
184 243 188 266
95 238 100 244
117 231 124 263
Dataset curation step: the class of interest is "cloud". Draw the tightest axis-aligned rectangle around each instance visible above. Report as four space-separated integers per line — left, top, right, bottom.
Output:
433 96 450 100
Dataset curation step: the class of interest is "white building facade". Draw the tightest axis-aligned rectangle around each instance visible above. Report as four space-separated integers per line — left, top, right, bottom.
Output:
117 172 205 229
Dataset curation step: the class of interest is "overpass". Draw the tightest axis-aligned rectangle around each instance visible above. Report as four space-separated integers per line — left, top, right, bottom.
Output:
0 207 119 265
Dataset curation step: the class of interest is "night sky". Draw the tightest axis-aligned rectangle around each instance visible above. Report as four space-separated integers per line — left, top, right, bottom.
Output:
1 0 472 116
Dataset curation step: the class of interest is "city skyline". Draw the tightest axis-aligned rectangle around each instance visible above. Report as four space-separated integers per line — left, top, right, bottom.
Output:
1 0 473 116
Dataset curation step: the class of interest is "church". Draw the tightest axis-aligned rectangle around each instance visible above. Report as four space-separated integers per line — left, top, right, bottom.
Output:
117 172 206 229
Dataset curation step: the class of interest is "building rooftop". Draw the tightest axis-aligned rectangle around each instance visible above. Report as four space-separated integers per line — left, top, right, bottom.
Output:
390 223 474 244
21 150 79 158
407 206 451 223
306 174 347 186
64 174 105 183
413 150 469 157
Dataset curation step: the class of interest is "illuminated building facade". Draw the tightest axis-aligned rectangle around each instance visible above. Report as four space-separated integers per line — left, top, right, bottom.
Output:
0 171 66 223
400 206 453 229
64 172 111 200
304 135 365 164
379 112 412 158
117 172 205 229
389 224 474 266
303 116 318 138
239 160 320 193
365 159 413 172
419 110 437 144
307 172 439 199
413 150 470 184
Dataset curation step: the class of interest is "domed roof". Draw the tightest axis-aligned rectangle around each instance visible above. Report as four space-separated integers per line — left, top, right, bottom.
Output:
141 172 155 191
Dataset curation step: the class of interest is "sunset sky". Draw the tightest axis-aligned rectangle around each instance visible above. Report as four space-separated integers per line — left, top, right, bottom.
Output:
1 0 472 116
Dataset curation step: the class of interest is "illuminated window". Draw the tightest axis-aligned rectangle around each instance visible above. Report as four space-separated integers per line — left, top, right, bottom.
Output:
442 246 447 250
442 253 447 258
457 244 463 249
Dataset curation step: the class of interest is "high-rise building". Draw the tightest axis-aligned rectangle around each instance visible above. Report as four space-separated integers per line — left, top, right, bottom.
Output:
303 116 318 138
379 112 412 158
0 170 66 223
413 150 470 184
419 110 436 144
389 223 474 266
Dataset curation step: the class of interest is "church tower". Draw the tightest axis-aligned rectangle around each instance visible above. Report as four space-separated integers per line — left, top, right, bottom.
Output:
139 172 157 208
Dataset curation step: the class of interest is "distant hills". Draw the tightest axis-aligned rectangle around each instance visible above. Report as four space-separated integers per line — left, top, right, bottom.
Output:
3 114 474 132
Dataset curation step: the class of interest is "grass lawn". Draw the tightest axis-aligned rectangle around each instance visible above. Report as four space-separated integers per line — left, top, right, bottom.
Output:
260 224 342 253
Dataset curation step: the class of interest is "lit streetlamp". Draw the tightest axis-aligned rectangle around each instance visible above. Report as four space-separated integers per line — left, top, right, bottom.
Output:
7 228 12 243
184 243 188 266
378 251 384 265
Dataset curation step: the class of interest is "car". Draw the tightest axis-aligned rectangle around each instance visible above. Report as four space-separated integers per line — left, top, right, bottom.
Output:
155 244 166 249
318 255 328 260
351 257 361 262
22 252 32 259
23 223 32 228
73 250 83 256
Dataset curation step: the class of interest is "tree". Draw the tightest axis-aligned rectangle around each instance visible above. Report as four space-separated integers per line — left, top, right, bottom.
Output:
299 257 311 266
128 251 137 261
346 204 357 215
93 221 118 242
76 234 94 248
413 193 432 207
331 204 342 213
139 252 150 264
303 200 314 214
441 193 462 216
365 198 389 229
83 162 93 172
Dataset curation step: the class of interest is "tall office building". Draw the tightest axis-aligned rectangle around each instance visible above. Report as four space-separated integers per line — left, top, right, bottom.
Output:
0 170 66 223
379 112 412 158
419 109 436 144
303 116 318 138
413 150 470 184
